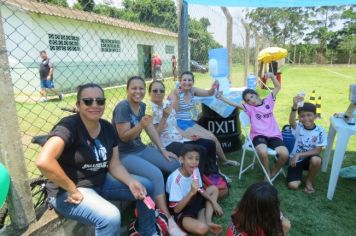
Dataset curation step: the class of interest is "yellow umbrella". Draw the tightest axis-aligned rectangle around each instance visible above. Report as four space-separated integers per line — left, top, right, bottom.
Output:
258 47 288 64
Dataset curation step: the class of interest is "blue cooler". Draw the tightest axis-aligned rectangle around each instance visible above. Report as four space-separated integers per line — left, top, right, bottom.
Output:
282 125 295 153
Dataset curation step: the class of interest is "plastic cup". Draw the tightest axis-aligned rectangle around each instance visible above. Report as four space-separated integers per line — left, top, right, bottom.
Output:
297 91 305 108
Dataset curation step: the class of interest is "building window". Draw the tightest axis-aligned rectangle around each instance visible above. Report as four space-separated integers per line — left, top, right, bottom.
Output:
48 34 80 51
165 45 174 54
101 39 120 52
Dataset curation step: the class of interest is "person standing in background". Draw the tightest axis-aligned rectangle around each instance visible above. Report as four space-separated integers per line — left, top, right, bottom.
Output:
152 53 163 81
171 55 177 79
39 50 63 102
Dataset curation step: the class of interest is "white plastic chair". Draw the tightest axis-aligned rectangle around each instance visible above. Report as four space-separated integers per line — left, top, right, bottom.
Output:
238 111 285 185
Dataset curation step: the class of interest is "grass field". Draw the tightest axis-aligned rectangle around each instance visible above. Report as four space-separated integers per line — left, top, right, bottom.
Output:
15 64 356 235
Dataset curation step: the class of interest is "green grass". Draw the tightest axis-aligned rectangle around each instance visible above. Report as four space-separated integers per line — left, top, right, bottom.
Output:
15 64 356 235
192 64 356 236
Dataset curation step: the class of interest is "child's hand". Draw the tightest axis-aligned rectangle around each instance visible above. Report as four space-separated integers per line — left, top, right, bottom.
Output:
290 153 301 167
293 95 303 107
215 91 223 99
190 179 199 195
281 215 291 234
213 202 224 216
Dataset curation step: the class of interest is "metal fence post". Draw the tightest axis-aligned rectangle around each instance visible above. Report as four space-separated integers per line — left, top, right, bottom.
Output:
0 10 36 230
178 0 189 76
221 7 232 82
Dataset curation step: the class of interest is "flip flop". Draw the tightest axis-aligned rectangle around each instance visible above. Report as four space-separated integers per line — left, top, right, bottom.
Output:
222 159 240 167
304 186 315 194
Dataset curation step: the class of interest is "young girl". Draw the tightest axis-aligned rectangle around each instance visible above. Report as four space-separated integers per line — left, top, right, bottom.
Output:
226 182 291 236
169 71 239 167
218 73 288 177
166 145 223 235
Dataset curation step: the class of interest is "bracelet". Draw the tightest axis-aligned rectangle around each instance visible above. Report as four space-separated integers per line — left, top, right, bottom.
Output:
291 107 297 112
160 147 166 150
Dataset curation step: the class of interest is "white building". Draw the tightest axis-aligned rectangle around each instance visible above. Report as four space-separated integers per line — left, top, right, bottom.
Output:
1 0 180 93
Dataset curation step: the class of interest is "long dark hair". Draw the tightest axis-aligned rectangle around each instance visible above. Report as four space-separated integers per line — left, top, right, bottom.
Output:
232 182 282 236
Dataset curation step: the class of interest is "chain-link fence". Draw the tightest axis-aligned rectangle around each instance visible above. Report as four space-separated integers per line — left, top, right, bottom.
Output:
0 0 184 182
0 0 262 229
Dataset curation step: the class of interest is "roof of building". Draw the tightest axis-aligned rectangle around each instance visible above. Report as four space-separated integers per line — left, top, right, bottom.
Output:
4 0 178 38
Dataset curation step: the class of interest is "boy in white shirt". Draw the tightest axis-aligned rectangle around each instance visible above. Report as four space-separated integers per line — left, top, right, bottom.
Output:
166 145 223 235
288 98 327 193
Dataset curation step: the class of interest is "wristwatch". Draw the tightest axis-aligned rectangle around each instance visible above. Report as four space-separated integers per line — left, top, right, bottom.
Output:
291 107 297 112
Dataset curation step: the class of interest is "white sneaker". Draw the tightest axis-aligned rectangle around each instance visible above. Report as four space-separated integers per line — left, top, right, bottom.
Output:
38 97 48 103
59 93 64 100
168 217 186 236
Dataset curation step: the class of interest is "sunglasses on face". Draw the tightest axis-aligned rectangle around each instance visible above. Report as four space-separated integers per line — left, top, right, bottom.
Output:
152 89 165 94
81 97 106 106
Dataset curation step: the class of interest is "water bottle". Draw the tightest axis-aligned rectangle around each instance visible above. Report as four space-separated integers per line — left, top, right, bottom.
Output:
247 74 256 90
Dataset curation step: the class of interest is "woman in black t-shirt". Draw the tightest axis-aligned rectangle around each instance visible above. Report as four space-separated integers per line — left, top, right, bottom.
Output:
36 83 157 236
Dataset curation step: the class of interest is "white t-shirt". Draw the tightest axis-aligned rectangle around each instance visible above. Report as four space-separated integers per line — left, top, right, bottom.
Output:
166 168 203 207
291 122 327 156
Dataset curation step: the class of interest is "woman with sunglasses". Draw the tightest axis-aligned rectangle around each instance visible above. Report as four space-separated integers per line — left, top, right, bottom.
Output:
36 83 157 236
149 80 218 175
112 76 184 235
169 71 239 167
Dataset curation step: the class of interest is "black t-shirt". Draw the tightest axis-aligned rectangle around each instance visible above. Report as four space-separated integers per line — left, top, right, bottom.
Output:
46 114 118 197
39 58 53 80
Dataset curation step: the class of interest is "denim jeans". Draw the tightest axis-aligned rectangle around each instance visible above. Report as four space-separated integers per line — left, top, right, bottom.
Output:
48 173 156 236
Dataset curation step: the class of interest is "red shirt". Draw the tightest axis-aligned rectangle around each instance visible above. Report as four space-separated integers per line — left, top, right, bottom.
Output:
153 56 162 66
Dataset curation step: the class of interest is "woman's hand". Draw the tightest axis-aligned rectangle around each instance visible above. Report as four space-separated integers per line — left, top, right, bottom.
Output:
140 115 152 129
162 105 172 119
65 188 83 204
190 135 200 141
160 149 178 162
128 179 147 200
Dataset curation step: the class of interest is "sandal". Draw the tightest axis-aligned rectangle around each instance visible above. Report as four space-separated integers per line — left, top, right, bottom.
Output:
304 185 315 194
221 159 240 167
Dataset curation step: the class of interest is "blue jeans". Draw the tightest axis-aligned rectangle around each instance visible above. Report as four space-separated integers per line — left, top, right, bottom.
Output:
48 174 156 236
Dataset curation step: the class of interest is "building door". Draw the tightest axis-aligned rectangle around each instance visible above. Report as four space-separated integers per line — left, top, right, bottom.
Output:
137 45 152 79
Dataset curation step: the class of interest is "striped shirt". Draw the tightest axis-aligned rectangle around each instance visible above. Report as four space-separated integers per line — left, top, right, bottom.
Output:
175 90 194 120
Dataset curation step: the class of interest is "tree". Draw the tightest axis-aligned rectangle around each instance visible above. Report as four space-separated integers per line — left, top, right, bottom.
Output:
305 6 343 63
78 0 95 12
189 18 221 63
123 0 178 31
38 0 68 7
245 8 308 45
338 35 356 64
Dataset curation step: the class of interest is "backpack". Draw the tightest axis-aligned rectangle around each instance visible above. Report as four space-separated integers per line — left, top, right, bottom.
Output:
202 173 229 198
201 151 230 198
282 125 296 153
128 209 168 236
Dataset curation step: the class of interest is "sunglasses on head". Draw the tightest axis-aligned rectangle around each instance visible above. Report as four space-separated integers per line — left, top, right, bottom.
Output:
152 89 165 94
81 97 106 106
